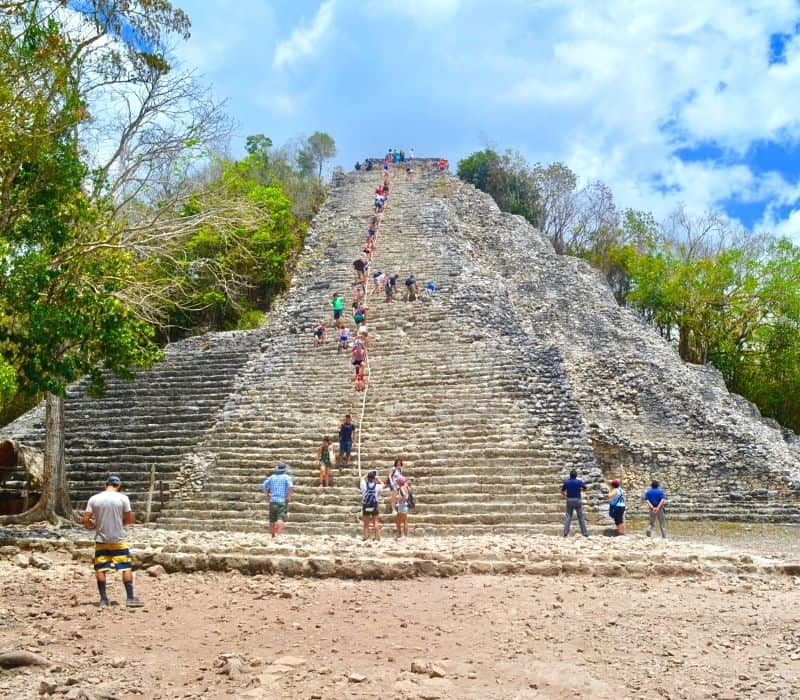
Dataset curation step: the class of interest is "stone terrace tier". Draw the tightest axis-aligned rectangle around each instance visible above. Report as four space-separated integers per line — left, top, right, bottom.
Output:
156 169 598 534
3 165 799 529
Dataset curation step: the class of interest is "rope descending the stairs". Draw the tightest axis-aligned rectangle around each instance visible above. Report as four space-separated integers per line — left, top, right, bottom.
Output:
354 163 394 481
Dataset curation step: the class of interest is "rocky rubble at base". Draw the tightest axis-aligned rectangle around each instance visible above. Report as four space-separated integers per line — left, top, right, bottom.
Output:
1 525 798 580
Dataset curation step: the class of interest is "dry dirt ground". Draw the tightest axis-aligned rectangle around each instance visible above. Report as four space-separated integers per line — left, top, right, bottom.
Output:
1 528 799 700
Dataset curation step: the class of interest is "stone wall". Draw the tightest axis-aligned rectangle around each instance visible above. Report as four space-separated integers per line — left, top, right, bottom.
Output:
438 177 800 520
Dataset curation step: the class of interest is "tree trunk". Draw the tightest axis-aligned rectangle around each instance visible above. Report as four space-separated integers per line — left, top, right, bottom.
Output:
0 393 73 525
49 393 73 517
678 325 690 361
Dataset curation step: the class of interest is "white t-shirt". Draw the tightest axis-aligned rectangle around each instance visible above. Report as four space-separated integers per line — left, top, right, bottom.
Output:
85 490 131 543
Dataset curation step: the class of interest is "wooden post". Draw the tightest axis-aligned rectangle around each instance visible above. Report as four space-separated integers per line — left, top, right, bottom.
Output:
144 464 156 524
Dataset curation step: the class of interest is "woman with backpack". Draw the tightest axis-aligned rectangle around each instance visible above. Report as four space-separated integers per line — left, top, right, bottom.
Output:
360 470 383 541
608 478 626 535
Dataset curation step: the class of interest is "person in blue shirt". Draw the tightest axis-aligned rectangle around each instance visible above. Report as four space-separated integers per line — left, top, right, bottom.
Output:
260 463 294 538
644 480 667 538
560 469 589 537
338 414 358 466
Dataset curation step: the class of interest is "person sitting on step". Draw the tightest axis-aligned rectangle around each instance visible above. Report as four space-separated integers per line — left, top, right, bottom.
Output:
338 325 350 353
354 364 366 392
425 280 437 298
313 321 327 347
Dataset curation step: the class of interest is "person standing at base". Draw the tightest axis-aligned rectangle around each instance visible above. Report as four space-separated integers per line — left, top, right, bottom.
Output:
644 480 668 538
360 470 383 540
82 475 143 608
608 478 626 535
561 469 589 537
394 475 411 539
260 463 294 537
317 438 334 487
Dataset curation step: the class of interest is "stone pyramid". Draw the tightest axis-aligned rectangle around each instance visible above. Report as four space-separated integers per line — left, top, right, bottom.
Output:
2 163 798 531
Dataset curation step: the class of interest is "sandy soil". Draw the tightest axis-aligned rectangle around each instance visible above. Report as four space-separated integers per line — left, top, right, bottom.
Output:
1 546 799 700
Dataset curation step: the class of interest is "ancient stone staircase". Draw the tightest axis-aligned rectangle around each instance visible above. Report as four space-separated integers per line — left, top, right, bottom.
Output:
0 332 262 518
3 162 799 530
155 168 597 534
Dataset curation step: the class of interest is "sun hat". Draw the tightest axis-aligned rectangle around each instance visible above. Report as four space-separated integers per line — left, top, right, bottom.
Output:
275 463 288 473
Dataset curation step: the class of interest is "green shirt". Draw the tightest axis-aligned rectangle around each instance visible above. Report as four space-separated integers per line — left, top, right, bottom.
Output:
332 297 344 311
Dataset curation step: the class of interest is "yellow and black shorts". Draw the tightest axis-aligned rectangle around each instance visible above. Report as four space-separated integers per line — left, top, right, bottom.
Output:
93 542 133 573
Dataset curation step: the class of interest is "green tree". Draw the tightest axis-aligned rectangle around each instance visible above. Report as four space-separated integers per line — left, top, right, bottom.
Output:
0 8 165 523
457 149 541 224
298 131 337 179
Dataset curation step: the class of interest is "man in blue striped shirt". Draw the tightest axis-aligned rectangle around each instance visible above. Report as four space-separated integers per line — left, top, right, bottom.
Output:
261 463 294 537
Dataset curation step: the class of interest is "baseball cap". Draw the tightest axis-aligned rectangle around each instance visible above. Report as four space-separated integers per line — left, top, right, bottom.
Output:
106 475 122 486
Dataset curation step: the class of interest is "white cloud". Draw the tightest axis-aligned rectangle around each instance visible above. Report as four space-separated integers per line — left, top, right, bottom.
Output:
763 206 800 239
372 0 461 24
488 1 800 226
273 1 336 69
253 91 302 117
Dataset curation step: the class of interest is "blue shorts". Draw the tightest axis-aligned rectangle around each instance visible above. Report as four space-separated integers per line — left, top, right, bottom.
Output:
340 440 352 456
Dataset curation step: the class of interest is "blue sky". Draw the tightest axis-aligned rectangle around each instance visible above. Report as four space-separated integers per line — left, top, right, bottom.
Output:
174 0 800 237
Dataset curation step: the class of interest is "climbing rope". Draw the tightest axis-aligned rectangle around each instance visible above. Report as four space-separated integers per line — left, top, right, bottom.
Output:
354 166 393 480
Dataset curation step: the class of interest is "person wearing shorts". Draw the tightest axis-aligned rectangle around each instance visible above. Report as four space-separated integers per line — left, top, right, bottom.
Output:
394 475 411 539
338 325 350 353
338 415 358 465
260 463 294 537
331 293 344 322
388 458 404 512
351 343 366 372
313 322 327 347
360 470 383 540
83 475 143 608
317 438 333 487
354 364 366 392
608 478 626 535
